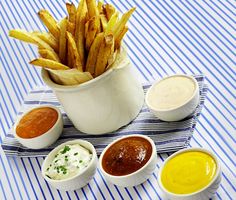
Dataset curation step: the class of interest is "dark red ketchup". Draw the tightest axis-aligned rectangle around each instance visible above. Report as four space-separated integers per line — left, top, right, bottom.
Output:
102 136 152 176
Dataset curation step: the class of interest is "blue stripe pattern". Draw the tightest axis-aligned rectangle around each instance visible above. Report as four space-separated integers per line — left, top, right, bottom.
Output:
0 0 235 199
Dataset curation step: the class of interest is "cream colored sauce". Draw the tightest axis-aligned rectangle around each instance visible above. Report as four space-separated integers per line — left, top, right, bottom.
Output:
148 76 196 110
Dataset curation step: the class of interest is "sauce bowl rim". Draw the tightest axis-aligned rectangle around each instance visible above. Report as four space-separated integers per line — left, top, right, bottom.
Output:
41 139 97 183
14 104 62 141
145 74 199 112
158 147 221 197
99 134 156 178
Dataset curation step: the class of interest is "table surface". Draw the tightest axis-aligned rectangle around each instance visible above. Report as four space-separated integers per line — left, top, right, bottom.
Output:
0 0 235 199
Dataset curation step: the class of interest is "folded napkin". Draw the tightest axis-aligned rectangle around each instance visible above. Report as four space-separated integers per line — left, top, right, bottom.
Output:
1 74 207 157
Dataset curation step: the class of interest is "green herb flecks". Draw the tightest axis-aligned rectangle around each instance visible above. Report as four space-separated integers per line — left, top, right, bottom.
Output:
74 152 78 156
61 145 71 154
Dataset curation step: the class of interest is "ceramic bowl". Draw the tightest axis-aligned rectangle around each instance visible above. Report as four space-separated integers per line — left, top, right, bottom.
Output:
41 139 98 191
99 134 157 187
146 74 199 121
14 105 63 149
158 148 222 200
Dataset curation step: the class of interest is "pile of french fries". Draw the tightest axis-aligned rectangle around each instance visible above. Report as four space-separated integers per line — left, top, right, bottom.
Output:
9 0 135 85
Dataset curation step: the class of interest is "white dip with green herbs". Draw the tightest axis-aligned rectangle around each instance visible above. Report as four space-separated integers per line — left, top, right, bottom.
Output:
45 144 92 180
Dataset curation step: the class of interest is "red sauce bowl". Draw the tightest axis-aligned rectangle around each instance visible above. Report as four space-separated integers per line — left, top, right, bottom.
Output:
99 134 157 187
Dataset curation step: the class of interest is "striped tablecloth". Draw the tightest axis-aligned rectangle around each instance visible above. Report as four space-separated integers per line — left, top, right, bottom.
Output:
0 0 235 199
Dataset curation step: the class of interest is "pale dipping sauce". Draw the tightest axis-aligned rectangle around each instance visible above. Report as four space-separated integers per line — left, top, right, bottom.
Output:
161 151 217 194
148 76 196 110
45 144 92 180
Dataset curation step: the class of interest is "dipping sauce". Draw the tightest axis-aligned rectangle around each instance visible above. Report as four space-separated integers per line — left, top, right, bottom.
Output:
102 136 152 176
16 107 58 138
45 144 92 180
147 76 196 110
161 151 217 194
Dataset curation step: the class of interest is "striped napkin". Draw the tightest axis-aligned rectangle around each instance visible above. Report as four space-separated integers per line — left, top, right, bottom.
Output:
1 75 207 157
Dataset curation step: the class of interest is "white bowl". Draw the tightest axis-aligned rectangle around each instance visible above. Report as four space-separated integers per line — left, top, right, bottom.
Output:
41 139 98 191
158 148 222 200
146 74 199 121
42 48 144 135
14 105 63 149
99 134 157 187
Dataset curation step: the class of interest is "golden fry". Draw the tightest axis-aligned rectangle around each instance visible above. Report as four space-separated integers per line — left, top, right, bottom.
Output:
59 18 67 64
104 4 116 20
67 32 83 71
38 10 60 38
67 21 75 36
30 58 69 70
85 16 100 51
86 0 99 18
86 32 104 75
100 14 108 31
105 12 118 35
32 32 59 52
97 0 103 13
38 48 59 61
66 3 76 36
95 34 114 77
115 26 128 49
112 7 135 40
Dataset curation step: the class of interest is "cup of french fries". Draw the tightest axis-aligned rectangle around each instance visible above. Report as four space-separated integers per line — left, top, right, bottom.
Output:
9 0 144 134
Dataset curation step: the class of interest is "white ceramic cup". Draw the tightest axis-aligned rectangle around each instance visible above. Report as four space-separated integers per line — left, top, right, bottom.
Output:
42 49 144 135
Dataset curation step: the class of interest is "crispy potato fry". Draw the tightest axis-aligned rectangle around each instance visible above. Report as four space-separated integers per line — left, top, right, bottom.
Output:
100 14 108 31
75 0 87 67
38 48 59 61
95 34 114 77
86 0 99 18
85 16 100 51
67 32 83 71
112 7 135 41
59 18 67 64
67 21 75 36
86 32 104 75
30 58 69 70
115 26 128 49
66 3 76 36
9 29 60 61
32 32 59 52
38 10 60 38
105 12 118 35
97 0 103 13
104 4 116 20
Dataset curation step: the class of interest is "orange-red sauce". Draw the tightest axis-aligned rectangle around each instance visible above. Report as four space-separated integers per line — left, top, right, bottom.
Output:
102 136 152 176
16 107 58 139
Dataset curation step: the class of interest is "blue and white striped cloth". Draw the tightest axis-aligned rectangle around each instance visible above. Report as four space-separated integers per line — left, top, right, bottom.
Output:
1 0 235 199
1 75 207 157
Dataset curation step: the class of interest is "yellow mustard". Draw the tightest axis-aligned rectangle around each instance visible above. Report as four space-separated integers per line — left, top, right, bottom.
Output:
161 151 217 194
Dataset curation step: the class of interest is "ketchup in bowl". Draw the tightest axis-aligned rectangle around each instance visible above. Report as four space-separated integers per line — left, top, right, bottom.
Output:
16 107 58 138
102 136 152 176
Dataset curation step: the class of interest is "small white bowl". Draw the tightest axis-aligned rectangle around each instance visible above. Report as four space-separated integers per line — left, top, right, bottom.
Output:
42 139 98 191
158 148 222 200
99 134 157 187
14 105 63 149
146 74 199 121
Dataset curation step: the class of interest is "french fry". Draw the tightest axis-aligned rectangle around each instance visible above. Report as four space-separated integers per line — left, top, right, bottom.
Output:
38 48 60 61
97 0 103 13
86 32 104 75
85 21 89 38
30 58 69 70
95 34 114 77
115 26 128 49
104 4 116 20
86 0 99 19
67 32 83 71
85 16 100 51
105 12 118 35
100 14 108 31
75 0 87 67
59 18 67 64
32 32 59 52
112 7 135 41
9 29 60 61
38 10 60 38
66 3 76 36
